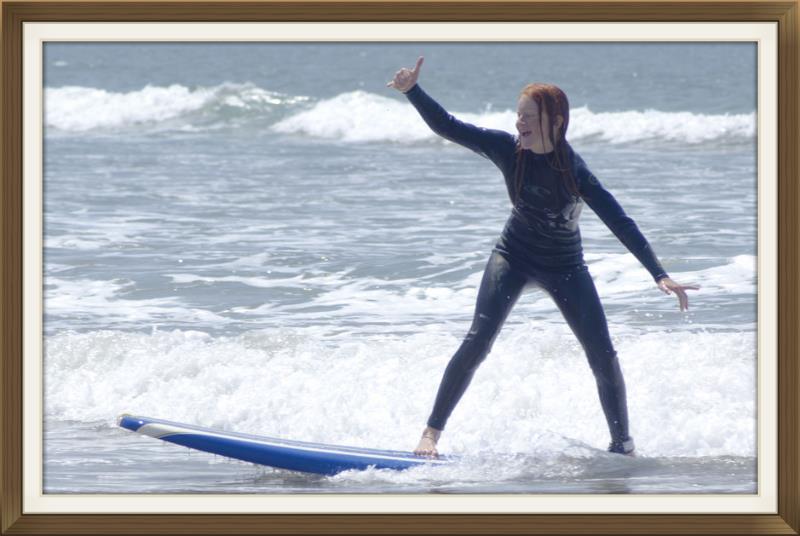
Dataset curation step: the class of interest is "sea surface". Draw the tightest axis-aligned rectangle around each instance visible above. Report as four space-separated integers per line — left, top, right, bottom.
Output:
42 42 757 494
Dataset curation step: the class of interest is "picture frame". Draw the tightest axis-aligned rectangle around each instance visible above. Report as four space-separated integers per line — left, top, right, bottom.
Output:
2 1 798 534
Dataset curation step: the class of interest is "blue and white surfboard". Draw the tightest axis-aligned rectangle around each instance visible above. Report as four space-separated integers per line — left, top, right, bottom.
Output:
117 414 453 475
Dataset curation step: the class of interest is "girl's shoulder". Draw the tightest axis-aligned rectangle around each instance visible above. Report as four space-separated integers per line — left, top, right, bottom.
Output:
483 128 520 165
484 128 519 152
567 144 586 169
566 146 597 190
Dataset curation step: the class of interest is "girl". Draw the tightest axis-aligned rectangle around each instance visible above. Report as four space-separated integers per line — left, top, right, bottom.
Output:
387 57 698 458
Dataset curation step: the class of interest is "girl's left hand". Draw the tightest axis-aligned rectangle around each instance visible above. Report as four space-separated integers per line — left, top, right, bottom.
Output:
657 277 700 312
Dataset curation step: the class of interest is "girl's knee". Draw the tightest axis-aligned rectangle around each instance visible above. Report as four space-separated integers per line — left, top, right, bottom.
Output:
465 319 501 351
452 325 498 372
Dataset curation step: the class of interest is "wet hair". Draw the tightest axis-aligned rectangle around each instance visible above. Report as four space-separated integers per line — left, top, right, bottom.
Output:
513 83 579 203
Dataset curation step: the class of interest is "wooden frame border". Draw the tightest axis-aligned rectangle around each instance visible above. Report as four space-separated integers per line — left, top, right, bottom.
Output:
2 1 798 534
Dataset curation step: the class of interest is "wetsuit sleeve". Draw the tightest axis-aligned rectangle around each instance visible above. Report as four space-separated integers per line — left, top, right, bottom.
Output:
403 84 515 166
578 168 669 283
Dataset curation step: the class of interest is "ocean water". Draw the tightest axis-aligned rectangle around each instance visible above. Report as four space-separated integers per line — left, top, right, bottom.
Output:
42 42 757 494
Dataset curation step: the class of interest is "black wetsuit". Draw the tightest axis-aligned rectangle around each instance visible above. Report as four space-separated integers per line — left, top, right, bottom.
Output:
404 84 668 446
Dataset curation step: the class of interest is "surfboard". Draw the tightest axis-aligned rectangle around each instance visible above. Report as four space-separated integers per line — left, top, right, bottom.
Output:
117 414 453 475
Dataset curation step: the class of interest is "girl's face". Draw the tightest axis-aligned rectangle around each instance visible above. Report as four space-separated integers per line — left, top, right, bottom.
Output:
516 95 563 153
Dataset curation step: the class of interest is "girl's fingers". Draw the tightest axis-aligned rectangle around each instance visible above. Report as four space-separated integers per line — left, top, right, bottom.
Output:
388 60 422 91
412 56 424 75
657 280 696 310
676 288 690 311
387 70 408 89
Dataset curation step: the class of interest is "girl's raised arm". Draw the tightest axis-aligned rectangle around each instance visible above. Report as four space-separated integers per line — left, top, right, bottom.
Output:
387 57 515 163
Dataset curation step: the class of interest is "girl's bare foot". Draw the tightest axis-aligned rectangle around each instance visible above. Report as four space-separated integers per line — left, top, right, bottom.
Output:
414 426 441 458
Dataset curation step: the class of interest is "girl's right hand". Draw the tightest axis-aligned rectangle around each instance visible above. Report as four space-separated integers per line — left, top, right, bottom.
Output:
387 56 424 93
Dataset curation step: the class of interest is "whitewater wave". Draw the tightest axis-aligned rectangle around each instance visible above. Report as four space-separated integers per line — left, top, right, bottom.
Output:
44 82 309 132
45 83 755 146
44 324 755 458
274 91 755 146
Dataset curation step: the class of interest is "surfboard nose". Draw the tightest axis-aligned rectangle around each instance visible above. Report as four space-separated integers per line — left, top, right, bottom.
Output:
117 414 145 432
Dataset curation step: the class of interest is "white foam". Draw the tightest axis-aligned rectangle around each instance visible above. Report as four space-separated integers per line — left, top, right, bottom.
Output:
272 90 436 143
44 83 308 132
273 91 755 145
569 107 755 144
45 323 755 458
586 253 756 297
42 254 752 330
45 277 230 325
45 84 216 131
168 273 288 289
45 84 756 145
45 218 160 250
225 253 752 322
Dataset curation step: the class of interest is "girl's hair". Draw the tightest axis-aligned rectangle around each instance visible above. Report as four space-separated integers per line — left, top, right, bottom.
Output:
513 83 579 203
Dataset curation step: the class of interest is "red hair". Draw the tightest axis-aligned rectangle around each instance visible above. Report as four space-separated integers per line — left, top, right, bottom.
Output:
513 83 579 203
